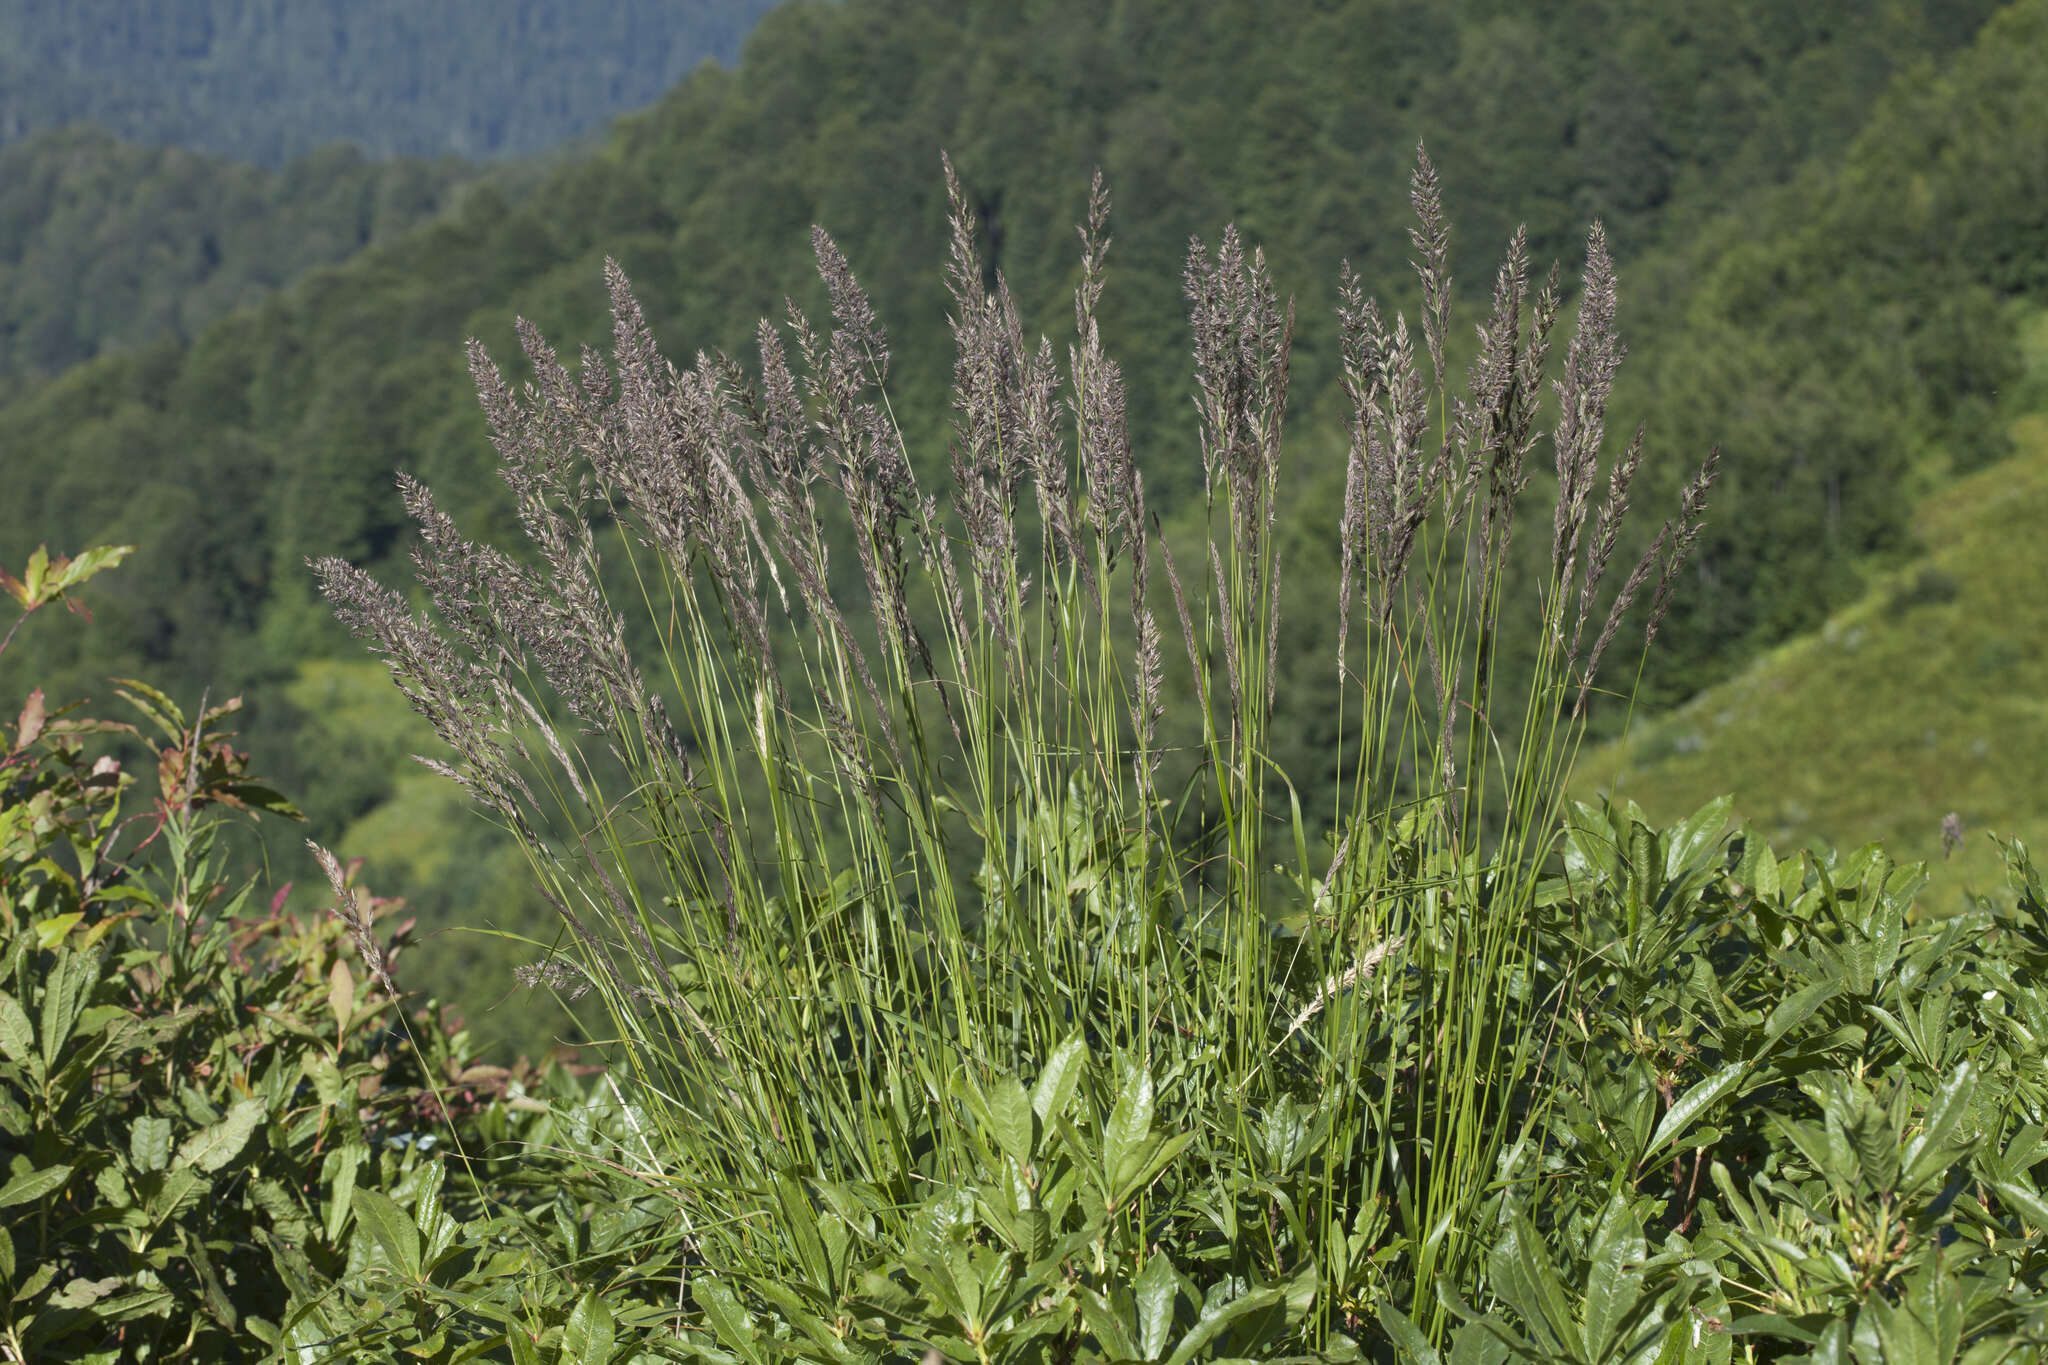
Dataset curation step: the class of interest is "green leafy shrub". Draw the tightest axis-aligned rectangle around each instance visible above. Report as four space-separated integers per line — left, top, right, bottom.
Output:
0 544 696 1362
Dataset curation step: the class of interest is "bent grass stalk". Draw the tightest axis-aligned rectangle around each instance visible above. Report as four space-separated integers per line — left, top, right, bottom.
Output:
318 148 1714 1350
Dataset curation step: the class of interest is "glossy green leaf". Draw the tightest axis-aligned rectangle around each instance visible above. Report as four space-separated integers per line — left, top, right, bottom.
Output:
325 1143 365 1243
148 1165 202 1220
1032 1033 1088 1124
1104 1063 1156 1193
563 1289 616 1365
48 544 135 595
1493 1218 1580 1356
1135 1250 1179 1362
1642 1062 1746 1169
32 913 82 949
1378 1304 1441 1365
1161 1285 1283 1365
1901 1060 1978 1195
1664 795 1733 878
39 948 93 1066
1764 978 1840 1047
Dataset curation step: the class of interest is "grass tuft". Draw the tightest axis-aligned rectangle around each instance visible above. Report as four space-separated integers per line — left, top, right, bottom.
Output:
318 151 1713 1349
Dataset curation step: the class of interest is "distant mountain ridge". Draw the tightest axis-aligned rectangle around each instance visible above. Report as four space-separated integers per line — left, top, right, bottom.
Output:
0 0 779 165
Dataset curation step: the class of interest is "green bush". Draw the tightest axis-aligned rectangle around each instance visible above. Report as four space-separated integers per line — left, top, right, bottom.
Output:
0 544 699 1362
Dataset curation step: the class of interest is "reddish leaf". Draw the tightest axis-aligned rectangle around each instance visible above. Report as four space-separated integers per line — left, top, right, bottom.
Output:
14 688 44 749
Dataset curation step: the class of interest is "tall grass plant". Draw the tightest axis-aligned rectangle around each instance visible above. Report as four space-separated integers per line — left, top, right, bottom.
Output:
317 152 1716 1355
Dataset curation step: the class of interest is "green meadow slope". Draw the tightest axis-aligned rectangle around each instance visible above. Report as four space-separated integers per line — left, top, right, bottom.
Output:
1578 397 2048 911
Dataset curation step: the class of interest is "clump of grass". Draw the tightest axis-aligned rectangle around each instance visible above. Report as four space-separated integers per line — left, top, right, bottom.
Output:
316 148 1714 1352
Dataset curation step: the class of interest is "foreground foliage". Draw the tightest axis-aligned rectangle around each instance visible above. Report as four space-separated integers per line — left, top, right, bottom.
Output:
0 546 695 1361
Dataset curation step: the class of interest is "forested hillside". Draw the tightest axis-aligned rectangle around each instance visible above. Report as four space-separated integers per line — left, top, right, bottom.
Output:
0 127 476 400
3 0 2037 1054
0 0 776 164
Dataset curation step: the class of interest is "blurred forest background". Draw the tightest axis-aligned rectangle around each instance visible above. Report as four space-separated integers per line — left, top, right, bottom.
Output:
0 0 778 162
3 0 2045 1060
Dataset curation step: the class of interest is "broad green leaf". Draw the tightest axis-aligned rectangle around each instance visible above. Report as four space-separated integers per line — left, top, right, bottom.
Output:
352 1187 423 1279
696 1278 766 1365
0 990 33 1069
1991 1177 2048 1229
1104 1064 1156 1194
325 1143 365 1243
148 1165 202 1220
224 783 305 819
1033 1033 1088 1124
1162 1285 1283 1365
1642 1063 1746 1169
174 1097 265 1172
306 1053 346 1108
40 947 94 1066
1493 1218 1580 1356
987 1076 1035 1163
33 913 82 949
414 1159 459 1263
1581 1193 1645 1362
52 1274 123 1309
1377 1305 1441 1365
1135 1251 1179 1362
1262 1095 1309 1174
1448 1320 1514 1365
773 1172 831 1289
563 1289 616 1365
1079 1287 1140 1360
1735 829 1781 901
18 545 49 603
1812 1320 1851 1365
1764 979 1840 1048
1664 796 1733 877
1901 1060 1979 1195
130 1115 172 1173
97 1288 176 1327
1113 1130 1196 1209
0 1163 71 1209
